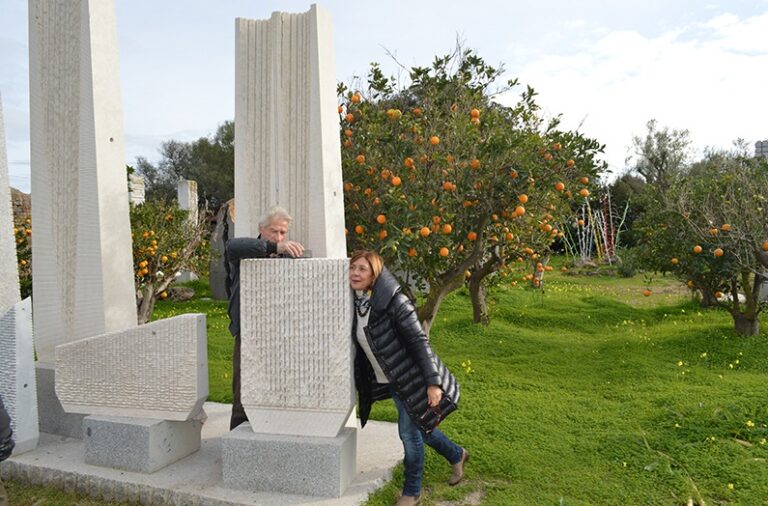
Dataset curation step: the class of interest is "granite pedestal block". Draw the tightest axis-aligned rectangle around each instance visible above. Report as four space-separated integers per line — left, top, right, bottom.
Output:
36 362 85 439
83 415 203 473
222 423 357 497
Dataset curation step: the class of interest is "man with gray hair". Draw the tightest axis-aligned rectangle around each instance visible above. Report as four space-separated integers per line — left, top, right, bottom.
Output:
225 206 304 429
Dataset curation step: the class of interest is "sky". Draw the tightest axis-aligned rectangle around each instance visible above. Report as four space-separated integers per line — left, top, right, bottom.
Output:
1 0 767 194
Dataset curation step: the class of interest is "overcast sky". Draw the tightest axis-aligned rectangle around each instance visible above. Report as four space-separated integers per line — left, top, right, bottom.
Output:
2 0 767 193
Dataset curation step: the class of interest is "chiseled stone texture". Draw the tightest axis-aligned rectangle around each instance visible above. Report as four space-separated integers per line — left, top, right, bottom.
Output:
83 415 202 473
36 362 85 439
55 314 208 420
222 423 356 497
234 5 346 258
0 94 20 314
240 258 353 437
0 299 39 453
29 0 136 365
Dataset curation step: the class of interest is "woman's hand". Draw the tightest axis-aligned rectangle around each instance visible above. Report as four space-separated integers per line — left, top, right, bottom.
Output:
427 385 443 408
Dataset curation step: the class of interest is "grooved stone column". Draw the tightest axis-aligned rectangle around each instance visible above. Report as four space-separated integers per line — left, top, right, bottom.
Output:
29 0 136 365
0 94 19 313
240 258 353 437
234 5 346 258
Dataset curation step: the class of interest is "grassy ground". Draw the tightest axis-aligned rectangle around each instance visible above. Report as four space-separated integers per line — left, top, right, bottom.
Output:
6 270 768 505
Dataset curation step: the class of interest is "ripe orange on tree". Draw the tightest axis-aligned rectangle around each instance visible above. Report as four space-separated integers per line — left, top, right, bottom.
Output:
518 194 529 204
429 135 440 145
391 176 402 186
408 247 417 257
439 247 449 257
442 224 453 234
580 176 589 185
378 230 388 240
671 257 679 265
554 182 565 192
355 225 364 234
714 247 724 257
579 188 590 198
762 240 768 251
566 159 575 168
470 108 480 118
469 158 481 169
420 227 431 238
643 289 651 297
355 154 365 164
376 214 387 224
515 206 526 217
692 245 703 254
351 92 362 104
467 231 478 241
721 223 731 232
345 113 355 123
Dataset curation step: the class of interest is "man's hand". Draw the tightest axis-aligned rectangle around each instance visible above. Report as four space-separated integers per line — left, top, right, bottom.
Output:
276 240 304 258
427 385 443 408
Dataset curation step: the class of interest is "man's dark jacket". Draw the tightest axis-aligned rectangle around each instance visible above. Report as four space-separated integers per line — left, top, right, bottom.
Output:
353 268 460 434
225 237 277 337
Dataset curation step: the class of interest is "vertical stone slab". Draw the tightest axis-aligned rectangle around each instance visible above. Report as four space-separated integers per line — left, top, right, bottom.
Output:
234 5 346 258
128 173 145 205
29 0 136 365
240 259 354 437
177 180 198 225
0 95 39 454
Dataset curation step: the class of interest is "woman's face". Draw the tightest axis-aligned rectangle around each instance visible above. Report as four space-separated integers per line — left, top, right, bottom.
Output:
349 257 374 291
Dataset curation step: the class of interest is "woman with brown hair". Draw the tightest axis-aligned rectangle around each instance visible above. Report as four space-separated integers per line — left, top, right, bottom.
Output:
349 250 469 506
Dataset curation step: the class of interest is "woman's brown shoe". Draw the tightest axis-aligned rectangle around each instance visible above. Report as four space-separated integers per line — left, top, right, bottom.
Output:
448 448 470 485
395 494 420 506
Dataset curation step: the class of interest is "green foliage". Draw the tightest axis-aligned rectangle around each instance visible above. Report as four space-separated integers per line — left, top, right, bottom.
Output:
130 199 212 323
340 47 606 327
14 217 32 298
135 121 234 208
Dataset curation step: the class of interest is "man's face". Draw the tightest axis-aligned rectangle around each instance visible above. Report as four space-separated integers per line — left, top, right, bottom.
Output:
259 218 289 243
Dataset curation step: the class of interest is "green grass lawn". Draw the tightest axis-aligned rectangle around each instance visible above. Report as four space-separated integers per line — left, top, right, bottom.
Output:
6 271 768 505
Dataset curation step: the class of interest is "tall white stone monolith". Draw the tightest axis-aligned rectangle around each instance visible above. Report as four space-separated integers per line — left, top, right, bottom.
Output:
234 4 346 258
0 94 39 454
29 0 137 366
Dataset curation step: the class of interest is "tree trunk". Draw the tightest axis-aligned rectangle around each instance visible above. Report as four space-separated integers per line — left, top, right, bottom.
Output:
469 276 488 325
137 286 156 325
417 272 465 336
732 312 760 336
698 289 717 308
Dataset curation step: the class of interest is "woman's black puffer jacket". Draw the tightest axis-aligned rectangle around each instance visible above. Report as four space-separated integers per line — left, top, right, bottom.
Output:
353 268 460 434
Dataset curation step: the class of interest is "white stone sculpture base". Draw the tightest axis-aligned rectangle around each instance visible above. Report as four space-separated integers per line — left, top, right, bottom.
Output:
222 423 357 497
0 298 39 454
36 362 85 439
83 415 203 473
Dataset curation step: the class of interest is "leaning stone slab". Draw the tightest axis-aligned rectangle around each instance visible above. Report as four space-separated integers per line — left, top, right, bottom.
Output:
0 93 20 314
55 314 208 421
222 423 356 497
240 258 354 438
83 415 203 473
0 298 39 453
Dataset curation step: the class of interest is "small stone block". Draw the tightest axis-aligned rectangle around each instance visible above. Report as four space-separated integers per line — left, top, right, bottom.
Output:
221 423 356 497
83 415 202 473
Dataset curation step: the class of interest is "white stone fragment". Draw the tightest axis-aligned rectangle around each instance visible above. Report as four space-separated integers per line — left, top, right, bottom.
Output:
234 5 346 258
240 258 354 437
0 94 20 315
55 314 208 421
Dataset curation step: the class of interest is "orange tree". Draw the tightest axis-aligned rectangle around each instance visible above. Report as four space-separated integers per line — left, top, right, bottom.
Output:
636 150 768 335
340 48 605 332
14 217 32 298
131 200 211 324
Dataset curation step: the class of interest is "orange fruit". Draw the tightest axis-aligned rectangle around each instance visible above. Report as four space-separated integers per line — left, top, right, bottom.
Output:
351 92 361 104
566 159 575 168
376 214 387 224
580 176 589 185
554 182 565 192
378 229 388 240
412 107 423 117
439 247 449 257
337 105 344 114
345 113 355 123
509 170 518 179
708 228 719 236
470 108 480 118
579 188 590 198
420 227 431 238
518 194 529 204
763 240 768 252
671 257 679 265
404 157 414 168
429 136 440 145
577 219 585 226
721 223 731 232
355 154 365 164
470 117 481 126
692 245 702 254
344 129 353 138
391 176 402 186
505 232 514 241
442 224 452 234
160 291 168 299
515 206 526 217
714 247 724 257
552 142 562 151
354 225 364 234
643 289 651 297
467 231 477 241
469 158 481 169
543 152 553 161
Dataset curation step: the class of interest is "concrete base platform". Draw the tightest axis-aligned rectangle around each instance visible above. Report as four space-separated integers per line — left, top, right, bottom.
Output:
0 402 401 505
223 424 356 497
84 415 203 473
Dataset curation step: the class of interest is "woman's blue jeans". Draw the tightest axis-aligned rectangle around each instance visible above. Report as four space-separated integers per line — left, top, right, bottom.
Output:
391 390 463 497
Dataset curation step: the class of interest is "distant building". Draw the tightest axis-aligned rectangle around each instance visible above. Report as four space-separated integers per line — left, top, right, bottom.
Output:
756 140 768 158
